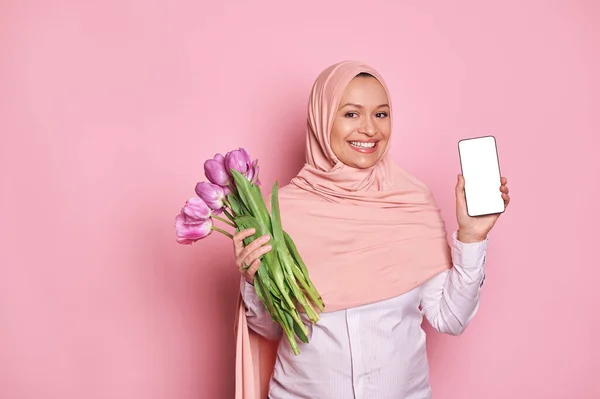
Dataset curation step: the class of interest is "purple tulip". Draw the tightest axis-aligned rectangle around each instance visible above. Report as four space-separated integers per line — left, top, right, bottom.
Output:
224 148 261 186
225 148 252 176
182 197 211 220
195 181 225 213
204 153 231 188
246 159 260 185
175 212 213 244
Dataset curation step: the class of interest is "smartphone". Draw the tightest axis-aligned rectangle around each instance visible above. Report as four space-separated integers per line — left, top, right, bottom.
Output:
457 135 505 217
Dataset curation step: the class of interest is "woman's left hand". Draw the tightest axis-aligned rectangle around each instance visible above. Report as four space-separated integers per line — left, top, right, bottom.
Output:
455 175 510 243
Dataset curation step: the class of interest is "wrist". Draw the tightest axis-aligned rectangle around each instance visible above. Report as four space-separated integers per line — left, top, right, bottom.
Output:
457 230 487 243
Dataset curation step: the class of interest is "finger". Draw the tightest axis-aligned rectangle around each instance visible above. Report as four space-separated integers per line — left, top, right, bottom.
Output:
233 228 256 250
242 243 272 267
500 176 507 185
238 235 271 262
245 259 260 276
500 185 509 194
243 259 261 284
502 193 510 207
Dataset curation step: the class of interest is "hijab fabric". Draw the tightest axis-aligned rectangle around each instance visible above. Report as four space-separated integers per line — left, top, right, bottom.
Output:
234 60 452 399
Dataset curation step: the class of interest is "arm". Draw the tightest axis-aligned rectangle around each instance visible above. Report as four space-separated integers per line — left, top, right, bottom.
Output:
240 277 283 341
420 231 488 336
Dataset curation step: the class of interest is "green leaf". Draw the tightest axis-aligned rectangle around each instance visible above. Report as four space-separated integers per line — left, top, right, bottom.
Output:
269 181 285 243
267 276 282 300
284 231 324 311
234 215 296 311
292 318 309 344
273 300 299 355
230 170 271 231
237 211 307 336
270 181 320 322
251 184 272 228
291 260 324 313
254 276 277 321
278 249 319 324
227 194 242 216
235 216 274 302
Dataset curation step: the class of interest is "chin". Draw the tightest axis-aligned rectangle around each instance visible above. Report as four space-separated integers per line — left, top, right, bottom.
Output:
343 154 382 169
353 162 379 169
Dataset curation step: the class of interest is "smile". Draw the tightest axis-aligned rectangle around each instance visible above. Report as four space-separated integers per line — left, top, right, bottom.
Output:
348 140 378 153
349 141 376 148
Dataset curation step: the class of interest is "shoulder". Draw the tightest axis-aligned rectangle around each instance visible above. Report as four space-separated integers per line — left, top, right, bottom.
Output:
386 159 433 194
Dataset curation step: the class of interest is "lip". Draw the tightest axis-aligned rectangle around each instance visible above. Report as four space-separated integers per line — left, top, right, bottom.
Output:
347 140 379 154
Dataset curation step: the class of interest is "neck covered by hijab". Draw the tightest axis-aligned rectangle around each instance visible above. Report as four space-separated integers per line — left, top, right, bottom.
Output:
235 60 452 399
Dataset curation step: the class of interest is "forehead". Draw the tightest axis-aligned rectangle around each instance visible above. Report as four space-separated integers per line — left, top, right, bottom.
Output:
339 76 389 104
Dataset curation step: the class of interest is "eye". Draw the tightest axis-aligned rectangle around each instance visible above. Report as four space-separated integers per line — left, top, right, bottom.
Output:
375 112 389 118
345 112 359 118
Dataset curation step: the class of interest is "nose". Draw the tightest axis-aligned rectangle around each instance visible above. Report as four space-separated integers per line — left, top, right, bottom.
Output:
358 117 377 136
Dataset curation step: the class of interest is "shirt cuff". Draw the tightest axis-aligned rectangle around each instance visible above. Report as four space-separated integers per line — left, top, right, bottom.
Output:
452 230 488 271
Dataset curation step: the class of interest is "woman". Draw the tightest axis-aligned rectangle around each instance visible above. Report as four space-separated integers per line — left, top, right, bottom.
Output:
233 60 510 399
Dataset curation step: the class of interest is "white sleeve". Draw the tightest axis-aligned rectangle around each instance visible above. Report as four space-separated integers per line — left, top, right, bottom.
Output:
420 231 488 336
240 277 283 341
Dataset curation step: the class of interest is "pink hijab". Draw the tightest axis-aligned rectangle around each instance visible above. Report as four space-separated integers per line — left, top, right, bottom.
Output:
234 60 452 398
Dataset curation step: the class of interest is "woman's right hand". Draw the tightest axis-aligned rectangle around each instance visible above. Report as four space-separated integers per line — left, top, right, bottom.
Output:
233 228 272 285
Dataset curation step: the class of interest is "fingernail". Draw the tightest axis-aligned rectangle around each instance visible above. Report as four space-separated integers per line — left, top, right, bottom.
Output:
261 235 271 241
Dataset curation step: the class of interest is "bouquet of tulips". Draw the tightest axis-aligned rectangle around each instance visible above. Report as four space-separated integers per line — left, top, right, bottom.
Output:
174 148 325 355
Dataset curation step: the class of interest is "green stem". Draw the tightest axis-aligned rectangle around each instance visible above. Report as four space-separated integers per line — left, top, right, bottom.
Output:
213 214 236 228
211 226 233 239
223 208 235 221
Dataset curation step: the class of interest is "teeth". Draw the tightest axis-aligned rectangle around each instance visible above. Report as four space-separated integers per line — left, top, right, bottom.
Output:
350 141 376 148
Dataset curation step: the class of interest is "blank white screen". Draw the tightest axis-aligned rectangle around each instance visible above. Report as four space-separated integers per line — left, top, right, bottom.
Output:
458 136 505 216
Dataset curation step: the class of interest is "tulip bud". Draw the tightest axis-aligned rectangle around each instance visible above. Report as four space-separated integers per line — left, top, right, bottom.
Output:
204 153 231 188
195 181 225 212
246 159 260 185
182 197 211 220
175 212 213 244
225 148 252 176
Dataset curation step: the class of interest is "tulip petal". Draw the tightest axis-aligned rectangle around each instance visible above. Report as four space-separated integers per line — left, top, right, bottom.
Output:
225 148 252 176
183 197 212 220
204 158 231 187
195 181 225 211
175 213 213 244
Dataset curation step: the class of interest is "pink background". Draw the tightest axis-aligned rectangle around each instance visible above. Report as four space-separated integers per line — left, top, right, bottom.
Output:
1 0 599 398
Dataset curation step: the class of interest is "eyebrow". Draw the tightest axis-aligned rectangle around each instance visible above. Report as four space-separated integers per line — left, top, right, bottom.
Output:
339 102 390 109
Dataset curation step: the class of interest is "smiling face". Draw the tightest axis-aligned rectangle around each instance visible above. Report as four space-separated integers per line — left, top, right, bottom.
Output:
330 74 391 169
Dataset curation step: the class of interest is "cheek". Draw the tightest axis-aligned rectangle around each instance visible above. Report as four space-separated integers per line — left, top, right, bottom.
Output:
330 127 342 144
330 120 351 144
379 120 392 139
